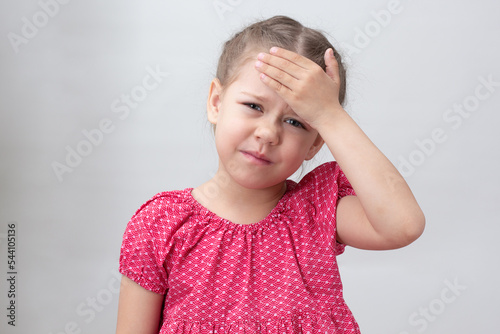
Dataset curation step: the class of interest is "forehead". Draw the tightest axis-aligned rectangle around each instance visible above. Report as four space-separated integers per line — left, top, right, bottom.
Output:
227 58 276 96
224 59 295 114
225 47 267 84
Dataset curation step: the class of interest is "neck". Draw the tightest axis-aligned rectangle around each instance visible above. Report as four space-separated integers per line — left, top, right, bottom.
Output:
192 166 287 224
216 172 286 205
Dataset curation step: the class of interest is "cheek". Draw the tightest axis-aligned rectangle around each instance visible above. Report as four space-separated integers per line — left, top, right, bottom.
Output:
214 114 249 150
220 111 252 137
283 132 317 155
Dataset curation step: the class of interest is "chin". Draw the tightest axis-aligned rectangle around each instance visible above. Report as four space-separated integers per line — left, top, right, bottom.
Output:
238 173 290 190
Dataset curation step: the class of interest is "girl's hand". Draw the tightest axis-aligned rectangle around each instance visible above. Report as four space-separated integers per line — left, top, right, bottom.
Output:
254 46 343 130
256 49 425 251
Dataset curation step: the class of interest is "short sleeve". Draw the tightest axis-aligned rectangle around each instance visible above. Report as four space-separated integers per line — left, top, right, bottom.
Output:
119 193 180 294
297 161 356 255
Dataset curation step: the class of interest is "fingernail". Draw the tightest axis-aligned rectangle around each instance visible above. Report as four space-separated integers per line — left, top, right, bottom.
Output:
255 60 263 68
270 47 278 54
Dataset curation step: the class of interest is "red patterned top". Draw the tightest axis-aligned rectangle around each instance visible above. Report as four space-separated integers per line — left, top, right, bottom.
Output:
119 161 361 333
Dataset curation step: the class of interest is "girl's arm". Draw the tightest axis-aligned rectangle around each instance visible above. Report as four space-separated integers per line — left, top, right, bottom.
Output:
116 275 164 334
316 110 425 250
255 47 425 250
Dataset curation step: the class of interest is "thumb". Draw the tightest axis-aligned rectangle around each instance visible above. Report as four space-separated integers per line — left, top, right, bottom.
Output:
324 48 339 81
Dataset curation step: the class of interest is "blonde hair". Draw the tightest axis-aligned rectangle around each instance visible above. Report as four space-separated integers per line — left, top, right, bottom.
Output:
215 15 347 105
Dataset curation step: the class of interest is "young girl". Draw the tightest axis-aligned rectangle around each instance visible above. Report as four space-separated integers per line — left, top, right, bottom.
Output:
116 15 425 334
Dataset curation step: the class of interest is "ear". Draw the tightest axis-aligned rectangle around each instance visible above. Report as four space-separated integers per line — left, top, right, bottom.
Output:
207 78 223 125
304 134 324 161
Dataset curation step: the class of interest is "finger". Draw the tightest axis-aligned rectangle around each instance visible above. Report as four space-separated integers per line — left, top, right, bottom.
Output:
257 72 292 100
324 48 340 81
255 59 297 88
269 46 313 69
257 52 303 80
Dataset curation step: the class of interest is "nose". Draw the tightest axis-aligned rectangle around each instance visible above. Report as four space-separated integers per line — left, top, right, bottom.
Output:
254 117 281 146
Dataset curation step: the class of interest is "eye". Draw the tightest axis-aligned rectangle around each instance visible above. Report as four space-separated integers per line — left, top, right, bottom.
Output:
243 103 262 112
285 118 305 129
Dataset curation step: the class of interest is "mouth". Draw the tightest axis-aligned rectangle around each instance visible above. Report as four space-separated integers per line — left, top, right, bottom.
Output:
241 150 272 165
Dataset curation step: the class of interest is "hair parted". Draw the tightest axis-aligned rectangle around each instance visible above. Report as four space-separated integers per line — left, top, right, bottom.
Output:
215 15 347 106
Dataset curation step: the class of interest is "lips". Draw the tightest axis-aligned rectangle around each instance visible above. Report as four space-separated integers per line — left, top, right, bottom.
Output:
241 150 272 165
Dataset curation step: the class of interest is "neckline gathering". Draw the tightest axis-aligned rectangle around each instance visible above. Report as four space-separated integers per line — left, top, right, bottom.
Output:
184 179 297 232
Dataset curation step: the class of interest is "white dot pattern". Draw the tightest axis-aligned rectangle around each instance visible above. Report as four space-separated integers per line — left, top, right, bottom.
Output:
119 161 361 333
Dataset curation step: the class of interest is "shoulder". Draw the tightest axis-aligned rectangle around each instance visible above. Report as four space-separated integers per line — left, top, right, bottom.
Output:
284 161 353 255
132 189 193 218
120 190 195 294
285 161 355 217
302 161 341 180
125 188 195 237
290 161 348 194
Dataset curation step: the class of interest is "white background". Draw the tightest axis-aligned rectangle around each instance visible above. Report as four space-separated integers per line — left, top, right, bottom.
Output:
1 0 499 333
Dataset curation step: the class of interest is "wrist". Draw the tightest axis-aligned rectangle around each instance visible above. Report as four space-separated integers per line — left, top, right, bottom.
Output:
310 106 352 134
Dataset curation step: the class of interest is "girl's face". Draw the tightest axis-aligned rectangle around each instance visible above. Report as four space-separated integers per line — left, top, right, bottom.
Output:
207 57 324 190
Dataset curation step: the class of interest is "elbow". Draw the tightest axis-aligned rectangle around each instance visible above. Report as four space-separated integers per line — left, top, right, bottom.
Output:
377 209 425 250
398 210 426 247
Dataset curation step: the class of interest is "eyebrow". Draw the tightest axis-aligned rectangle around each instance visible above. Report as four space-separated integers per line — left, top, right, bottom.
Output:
239 91 271 103
239 90 299 117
